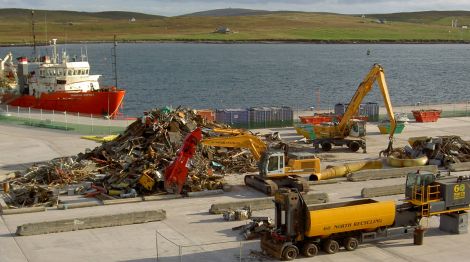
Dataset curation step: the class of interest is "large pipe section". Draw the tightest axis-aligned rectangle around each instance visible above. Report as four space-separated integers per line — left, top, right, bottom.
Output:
310 160 383 181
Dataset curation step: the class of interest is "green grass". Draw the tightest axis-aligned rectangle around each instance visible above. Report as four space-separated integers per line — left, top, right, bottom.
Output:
1 9 470 43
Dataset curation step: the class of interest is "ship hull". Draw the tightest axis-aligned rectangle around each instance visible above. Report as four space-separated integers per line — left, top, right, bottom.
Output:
4 90 125 117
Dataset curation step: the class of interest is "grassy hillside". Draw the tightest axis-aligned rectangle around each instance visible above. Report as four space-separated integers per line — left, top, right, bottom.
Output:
1 9 470 44
368 11 470 26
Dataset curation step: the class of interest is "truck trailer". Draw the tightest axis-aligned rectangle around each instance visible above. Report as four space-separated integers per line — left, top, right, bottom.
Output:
261 171 470 260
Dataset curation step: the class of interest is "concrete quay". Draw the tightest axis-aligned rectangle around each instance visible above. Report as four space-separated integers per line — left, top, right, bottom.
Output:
1 117 470 261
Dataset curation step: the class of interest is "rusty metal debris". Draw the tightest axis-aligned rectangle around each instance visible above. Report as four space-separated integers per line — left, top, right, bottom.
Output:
2 107 262 208
223 206 252 221
391 136 470 167
232 217 274 240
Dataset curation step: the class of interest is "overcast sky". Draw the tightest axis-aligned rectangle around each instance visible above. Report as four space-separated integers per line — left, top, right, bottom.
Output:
1 0 470 16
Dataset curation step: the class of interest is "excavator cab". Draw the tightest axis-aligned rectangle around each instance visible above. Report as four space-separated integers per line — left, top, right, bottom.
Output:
259 151 285 176
349 120 366 137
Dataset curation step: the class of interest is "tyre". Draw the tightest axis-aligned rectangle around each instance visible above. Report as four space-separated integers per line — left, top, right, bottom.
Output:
322 239 340 254
321 142 332 152
348 141 360 152
302 242 318 257
343 237 359 251
282 245 299 261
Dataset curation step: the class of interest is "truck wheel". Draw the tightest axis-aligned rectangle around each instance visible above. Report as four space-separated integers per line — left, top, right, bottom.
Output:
348 141 360 152
282 245 299 261
302 243 318 257
343 237 359 251
323 239 339 254
321 142 332 152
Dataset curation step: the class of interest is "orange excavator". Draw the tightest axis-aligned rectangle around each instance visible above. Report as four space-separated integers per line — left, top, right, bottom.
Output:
164 128 203 194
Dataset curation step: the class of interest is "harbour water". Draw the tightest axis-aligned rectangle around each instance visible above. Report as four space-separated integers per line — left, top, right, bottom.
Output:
2 43 469 116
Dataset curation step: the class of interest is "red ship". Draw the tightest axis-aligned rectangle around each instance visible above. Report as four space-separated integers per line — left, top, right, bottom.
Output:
0 39 125 118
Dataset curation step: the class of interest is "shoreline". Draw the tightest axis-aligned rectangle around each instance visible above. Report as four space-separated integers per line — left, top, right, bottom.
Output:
2 39 470 47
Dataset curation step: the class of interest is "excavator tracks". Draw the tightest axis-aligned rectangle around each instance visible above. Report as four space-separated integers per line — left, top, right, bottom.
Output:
244 174 309 196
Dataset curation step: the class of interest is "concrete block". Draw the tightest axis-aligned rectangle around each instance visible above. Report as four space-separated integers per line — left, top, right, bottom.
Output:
361 184 405 198
348 165 438 182
2 206 46 215
440 212 468 234
187 189 224 198
449 162 470 172
57 201 100 210
209 192 328 214
102 197 143 205
16 209 166 236
143 194 182 201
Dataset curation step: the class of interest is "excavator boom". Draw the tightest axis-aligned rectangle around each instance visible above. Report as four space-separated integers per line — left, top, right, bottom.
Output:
201 134 267 161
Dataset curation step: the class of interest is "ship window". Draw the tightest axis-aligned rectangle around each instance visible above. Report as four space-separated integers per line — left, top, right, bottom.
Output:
85 69 89 75
68 70 72 76
40 70 45 77
58 69 63 76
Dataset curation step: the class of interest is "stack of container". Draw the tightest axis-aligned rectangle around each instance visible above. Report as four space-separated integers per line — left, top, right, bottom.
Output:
248 106 294 128
334 102 379 122
215 109 249 128
214 106 293 129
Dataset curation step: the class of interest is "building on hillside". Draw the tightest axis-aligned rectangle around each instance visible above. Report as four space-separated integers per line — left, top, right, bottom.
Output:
214 26 231 34
129 17 136 22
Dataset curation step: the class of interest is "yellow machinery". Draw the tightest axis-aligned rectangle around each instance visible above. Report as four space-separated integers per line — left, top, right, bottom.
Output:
261 171 470 260
312 64 396 155
201 132 320 195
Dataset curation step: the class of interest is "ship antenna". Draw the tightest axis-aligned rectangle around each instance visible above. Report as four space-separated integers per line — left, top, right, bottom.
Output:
112 35 118 88
52 38 57 63
31 10 37 59
44 12 48 47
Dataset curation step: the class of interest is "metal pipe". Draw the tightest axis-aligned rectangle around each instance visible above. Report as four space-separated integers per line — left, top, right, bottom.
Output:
310 160 383 181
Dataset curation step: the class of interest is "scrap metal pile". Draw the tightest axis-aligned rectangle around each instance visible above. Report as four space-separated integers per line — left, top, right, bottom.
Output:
2 107 261 208
391 136 470 167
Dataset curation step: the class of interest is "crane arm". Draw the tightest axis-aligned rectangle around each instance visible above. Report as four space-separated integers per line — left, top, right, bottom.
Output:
376 66 397 156
338 64 396 155
201 134 267 161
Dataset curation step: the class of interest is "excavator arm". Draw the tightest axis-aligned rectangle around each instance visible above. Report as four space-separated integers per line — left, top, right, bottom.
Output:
339 64 396 156
200 134 267 161
164 128 203 193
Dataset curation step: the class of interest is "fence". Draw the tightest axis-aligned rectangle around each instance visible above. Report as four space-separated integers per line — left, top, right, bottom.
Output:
0 105 132 135
156 230 263 262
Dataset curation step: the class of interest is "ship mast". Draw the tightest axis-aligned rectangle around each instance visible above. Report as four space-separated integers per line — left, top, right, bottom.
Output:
112 35 118 88
31 10 37 58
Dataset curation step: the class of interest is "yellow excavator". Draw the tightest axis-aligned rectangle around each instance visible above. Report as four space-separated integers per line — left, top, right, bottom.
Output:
313 64 396 156
201 131 321 195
